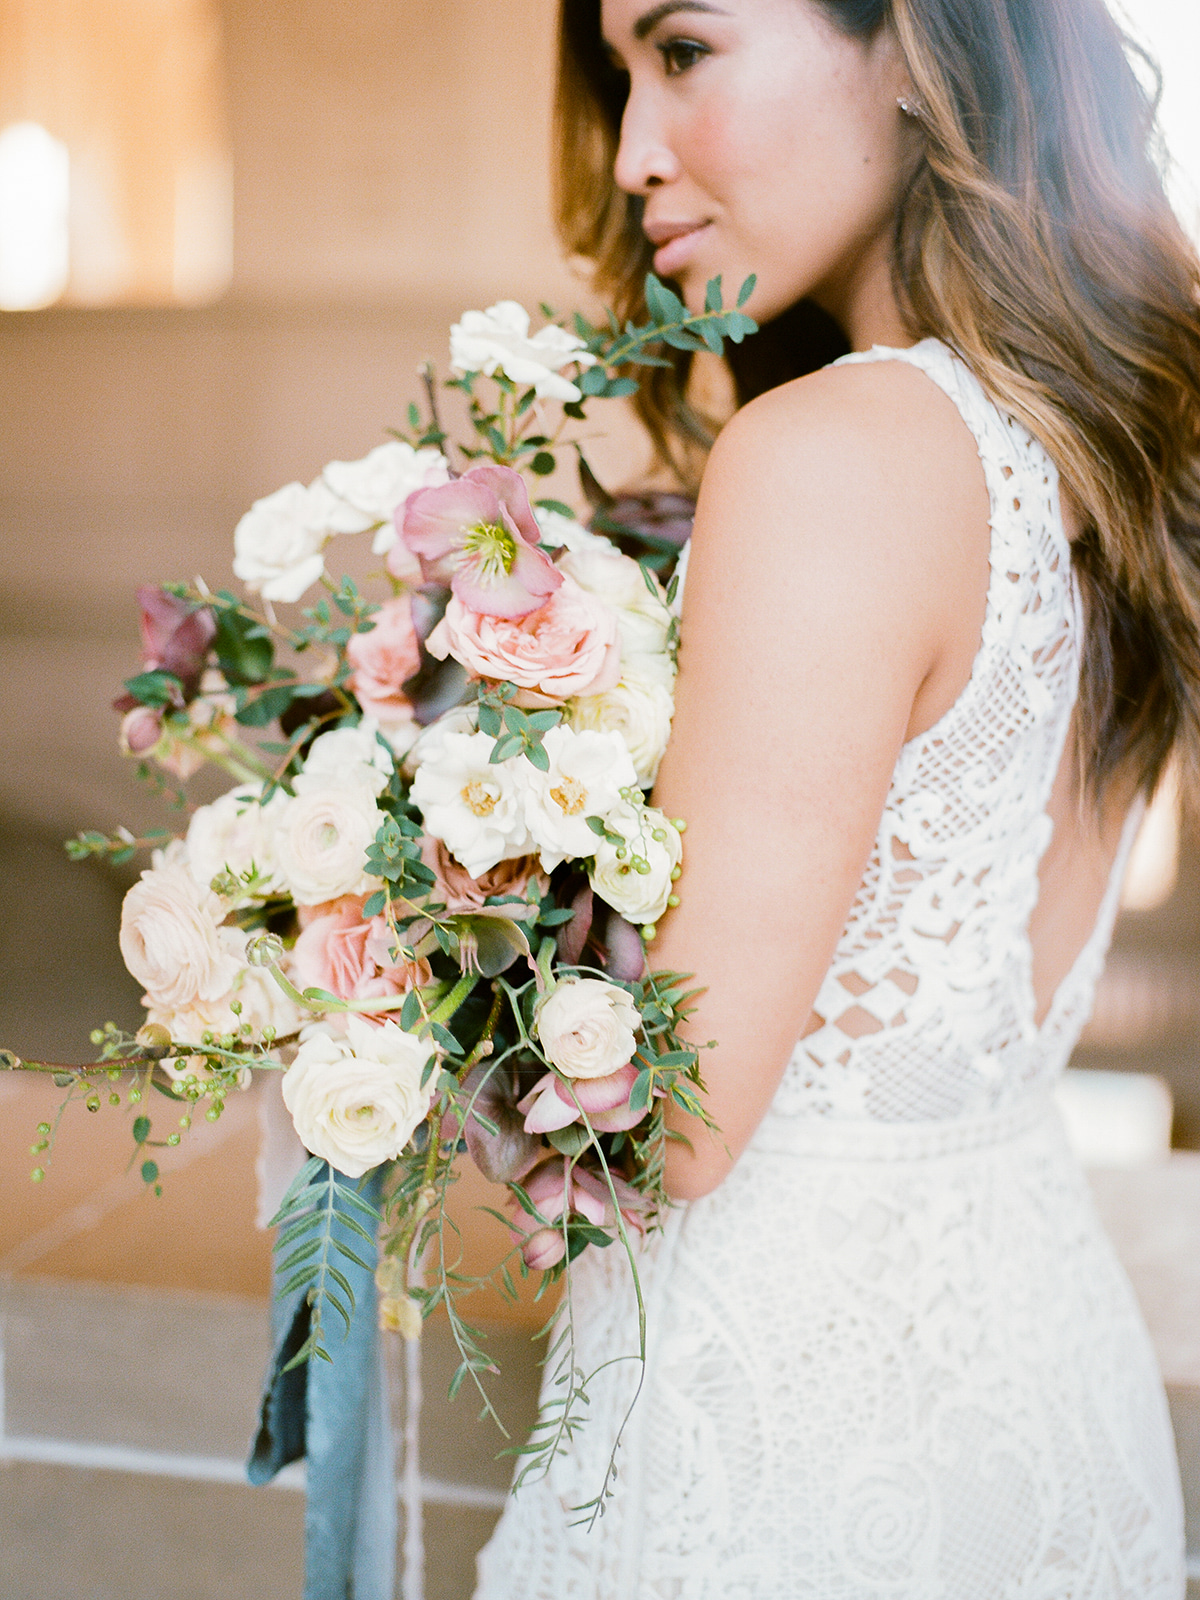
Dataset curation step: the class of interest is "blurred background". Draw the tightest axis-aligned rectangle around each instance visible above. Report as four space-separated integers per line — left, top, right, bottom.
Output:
0 1 1198 1597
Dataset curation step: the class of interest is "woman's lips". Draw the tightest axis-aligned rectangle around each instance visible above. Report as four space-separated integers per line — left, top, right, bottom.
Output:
646 221 713 278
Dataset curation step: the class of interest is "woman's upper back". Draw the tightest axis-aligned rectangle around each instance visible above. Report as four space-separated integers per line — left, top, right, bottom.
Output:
774 339 1139 1125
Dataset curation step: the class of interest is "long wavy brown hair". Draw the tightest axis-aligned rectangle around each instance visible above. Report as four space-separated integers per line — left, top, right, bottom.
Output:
556 0 1200 802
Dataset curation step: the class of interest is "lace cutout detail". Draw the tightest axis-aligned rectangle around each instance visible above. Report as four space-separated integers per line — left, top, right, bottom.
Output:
775 339 1112 1123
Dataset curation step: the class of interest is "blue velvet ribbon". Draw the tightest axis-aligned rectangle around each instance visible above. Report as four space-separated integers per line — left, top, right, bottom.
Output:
248 1162 397 1600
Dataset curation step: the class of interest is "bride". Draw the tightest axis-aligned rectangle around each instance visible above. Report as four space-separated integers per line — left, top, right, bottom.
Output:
477 0 1198 1593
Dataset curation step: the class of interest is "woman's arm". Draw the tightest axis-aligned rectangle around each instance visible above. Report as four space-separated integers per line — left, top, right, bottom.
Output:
648 360 990 1199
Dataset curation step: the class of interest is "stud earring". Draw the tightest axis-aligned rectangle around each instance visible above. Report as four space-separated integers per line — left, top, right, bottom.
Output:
897 94 923 120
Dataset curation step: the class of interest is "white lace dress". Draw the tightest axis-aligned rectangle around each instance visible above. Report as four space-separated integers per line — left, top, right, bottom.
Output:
474 340 1187 1600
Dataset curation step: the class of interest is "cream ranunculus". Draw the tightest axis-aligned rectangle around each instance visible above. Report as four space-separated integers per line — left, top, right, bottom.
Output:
232 482 329 603
536 976 641 1081
588 799 682 925
275 779 385 905
450 301 596 402
295 719 394 797
281 1015 437 1178
570 672 675 787
410 728 532 878
186 783 290 894
119 863 246 1012
523 725 638 872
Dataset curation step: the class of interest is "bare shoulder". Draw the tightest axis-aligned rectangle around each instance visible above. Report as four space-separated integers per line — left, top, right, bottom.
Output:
702 356 989 563
689 355 992 728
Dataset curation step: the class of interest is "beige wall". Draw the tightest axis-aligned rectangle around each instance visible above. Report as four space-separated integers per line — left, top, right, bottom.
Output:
0 0 648 842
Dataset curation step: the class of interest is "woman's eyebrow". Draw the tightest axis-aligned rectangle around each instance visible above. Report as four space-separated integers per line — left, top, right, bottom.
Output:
632 1 732 41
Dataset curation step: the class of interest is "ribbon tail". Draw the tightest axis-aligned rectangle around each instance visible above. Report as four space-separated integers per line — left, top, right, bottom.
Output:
247 1161 397 1600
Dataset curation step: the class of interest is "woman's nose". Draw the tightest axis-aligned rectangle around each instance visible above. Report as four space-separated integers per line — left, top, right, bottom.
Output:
613 93 681 195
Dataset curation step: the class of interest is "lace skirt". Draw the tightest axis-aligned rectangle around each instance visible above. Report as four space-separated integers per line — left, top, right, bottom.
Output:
474 1095 1185 1600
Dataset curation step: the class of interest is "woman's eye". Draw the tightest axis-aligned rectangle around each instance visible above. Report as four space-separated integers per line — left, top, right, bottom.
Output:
657 37 709 76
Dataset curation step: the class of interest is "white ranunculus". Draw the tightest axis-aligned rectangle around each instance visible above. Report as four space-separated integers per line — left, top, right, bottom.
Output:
410 729 532 878
186 783 290 895
570 673 675 787
295 719 394 797
311 442 449 548
450 301 597 402
119 864 245 1011
232 482 328 603
150 960 303 1069
282 1015 437 1178
523 725 638 872
275 779 385 905
588 799 682 925
534 507 618 555
536 976 641 1081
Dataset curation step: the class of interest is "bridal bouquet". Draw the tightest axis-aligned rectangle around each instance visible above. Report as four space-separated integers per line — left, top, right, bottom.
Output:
2 273 755 1483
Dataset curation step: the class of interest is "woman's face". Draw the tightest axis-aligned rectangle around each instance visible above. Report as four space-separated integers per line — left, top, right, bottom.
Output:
601 0 915 334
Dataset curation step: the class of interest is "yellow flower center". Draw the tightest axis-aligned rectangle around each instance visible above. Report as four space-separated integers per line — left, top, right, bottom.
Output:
461 519 518 581
461 778 498 817
550 776 588 816
318 822 339 849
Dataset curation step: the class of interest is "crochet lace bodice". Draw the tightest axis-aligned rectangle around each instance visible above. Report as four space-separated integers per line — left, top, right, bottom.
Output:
776 337 1135 1124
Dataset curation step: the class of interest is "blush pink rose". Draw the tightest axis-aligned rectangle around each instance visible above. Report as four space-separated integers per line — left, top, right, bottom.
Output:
422 837 547 914
292 894 430 1015
426 575 619 702
347 599 421 726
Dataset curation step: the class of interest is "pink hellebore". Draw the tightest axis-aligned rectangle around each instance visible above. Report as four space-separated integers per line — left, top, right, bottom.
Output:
512 1155 651 1270
399 464 561 619
517 1062 643 1135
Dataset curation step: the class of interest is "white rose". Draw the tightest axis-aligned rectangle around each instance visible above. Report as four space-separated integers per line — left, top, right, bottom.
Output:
570 673 675 787
523 724 637 872
232 482 328 603
588 799 682 925
410 729 532 878
275 779 385 904
186 783 289 894
534 508 617 555
295 719 393 797
536 976 641 1081
450 301 596 402
282 1015 437 1178
402 704 479 779
119 864 245 1012
149 958 303 1068
311 442 449 549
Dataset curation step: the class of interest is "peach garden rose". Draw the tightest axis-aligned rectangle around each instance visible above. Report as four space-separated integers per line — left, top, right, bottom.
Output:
427 575 620 703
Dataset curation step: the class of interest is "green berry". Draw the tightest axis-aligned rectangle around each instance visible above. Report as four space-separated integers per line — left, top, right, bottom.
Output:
128 1089 142 1104
31 1167 44 1182
36 1122 51 1136
167 1133 181 1147
109 1092 121 1106
179 1115 191 1129
86 1095 101 1113
205 1106 220 1122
